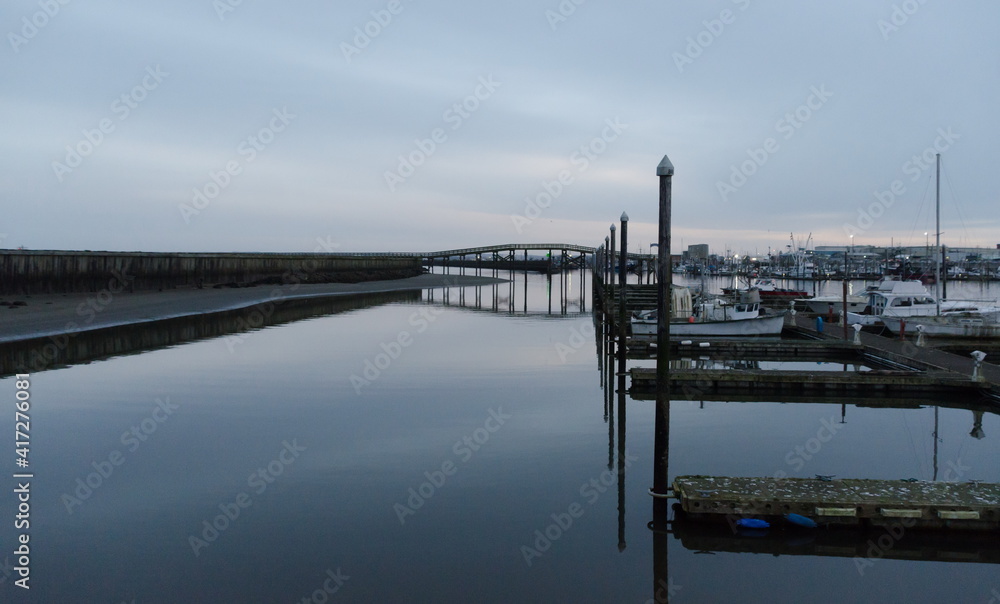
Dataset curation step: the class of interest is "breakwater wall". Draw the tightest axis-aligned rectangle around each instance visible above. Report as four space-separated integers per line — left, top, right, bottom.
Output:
1 290 421 376
0 250 423 295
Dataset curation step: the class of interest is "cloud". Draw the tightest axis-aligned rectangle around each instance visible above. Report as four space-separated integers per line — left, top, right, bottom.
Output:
4 0 1000 253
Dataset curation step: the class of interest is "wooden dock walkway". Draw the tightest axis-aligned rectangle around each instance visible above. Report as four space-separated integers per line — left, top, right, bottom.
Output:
625 313 1000 400
788 313 1000 387
630 366 984 395
627 337 861 360
672 475 1000 531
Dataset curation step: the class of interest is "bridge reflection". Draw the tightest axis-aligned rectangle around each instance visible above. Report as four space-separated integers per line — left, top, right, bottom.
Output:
424 268 587 316
1 268 592 377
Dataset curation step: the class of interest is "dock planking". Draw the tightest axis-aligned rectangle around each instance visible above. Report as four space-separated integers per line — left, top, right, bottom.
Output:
627 389 999 413
672 475 1000 531
789 312 1000 387
623 315 1000 399
626 337 862 360
629 366 986 395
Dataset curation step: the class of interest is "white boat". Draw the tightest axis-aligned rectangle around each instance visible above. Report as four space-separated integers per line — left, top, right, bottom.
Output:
800 295 868 314
882 313 1000 338
847 156 999 327
631 290 786 337
796 283 868 314
845 278 987 326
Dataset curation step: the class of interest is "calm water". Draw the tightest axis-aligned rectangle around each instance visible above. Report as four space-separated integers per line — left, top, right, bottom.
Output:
1 270 998 603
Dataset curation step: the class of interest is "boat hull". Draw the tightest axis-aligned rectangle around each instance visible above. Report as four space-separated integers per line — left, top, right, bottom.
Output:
631 312 786 337
881 316 1000 338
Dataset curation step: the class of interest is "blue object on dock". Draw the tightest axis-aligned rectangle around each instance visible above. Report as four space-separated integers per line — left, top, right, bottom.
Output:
736 518 770 529
785 513 818 528
816 316 824 333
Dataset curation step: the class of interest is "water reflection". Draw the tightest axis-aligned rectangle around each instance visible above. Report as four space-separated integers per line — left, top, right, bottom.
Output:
0 269 594 378
590 302 1000 604
666 518 1000 564
0 290 421 377
0 267 996 602
424 267 587 316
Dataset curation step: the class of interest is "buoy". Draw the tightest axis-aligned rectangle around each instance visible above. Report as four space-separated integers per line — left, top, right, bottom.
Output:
736 518 770 529
785 513 817 528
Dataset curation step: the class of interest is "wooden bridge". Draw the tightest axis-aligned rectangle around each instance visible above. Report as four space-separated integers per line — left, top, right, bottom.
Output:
333 242 652 274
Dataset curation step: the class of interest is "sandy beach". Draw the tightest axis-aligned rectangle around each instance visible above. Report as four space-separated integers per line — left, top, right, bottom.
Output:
0 273 506 344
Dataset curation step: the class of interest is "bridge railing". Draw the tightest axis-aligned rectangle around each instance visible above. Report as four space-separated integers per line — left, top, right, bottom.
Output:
323 242 654 261
326 243 598 258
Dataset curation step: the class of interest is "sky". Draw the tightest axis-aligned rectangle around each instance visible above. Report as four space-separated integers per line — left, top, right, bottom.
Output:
2 0 998 256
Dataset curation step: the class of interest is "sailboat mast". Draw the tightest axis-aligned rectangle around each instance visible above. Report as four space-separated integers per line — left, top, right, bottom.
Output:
935 153 941 316
932 406 939 481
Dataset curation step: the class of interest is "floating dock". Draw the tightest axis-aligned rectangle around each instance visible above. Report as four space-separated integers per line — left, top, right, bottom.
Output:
669 516 1000 564
672 475 1000 531
630 366 985 395
625 337 860 360
625 314 1000 399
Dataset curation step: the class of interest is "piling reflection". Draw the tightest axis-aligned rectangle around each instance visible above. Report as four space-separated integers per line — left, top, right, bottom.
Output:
425 267 587 316
617 366 627 552
597 301 631 553
590 298 1000 604
596 295 673 600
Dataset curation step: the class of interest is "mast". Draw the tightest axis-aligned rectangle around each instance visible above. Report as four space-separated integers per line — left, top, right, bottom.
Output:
932 406 939 481
935 153 941 316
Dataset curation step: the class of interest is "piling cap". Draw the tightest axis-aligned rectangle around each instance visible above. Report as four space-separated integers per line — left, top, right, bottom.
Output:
656 155 674 176
610 223 616 232
620 211 629 222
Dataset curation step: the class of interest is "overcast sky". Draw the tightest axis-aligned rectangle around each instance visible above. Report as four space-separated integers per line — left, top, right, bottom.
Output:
3 0 998 255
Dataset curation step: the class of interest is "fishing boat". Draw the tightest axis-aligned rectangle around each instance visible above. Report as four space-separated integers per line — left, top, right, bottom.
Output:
631 289 786 337
722 278 809 301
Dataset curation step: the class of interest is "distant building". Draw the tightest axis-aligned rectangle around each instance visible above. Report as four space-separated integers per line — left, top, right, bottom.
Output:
687 244 709 261
815 245 1000 260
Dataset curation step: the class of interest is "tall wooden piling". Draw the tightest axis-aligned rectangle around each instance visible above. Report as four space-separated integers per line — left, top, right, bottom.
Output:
618 213 629 379
653 155 674 517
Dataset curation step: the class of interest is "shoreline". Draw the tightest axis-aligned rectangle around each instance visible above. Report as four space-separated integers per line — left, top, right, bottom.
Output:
0 273 506 345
